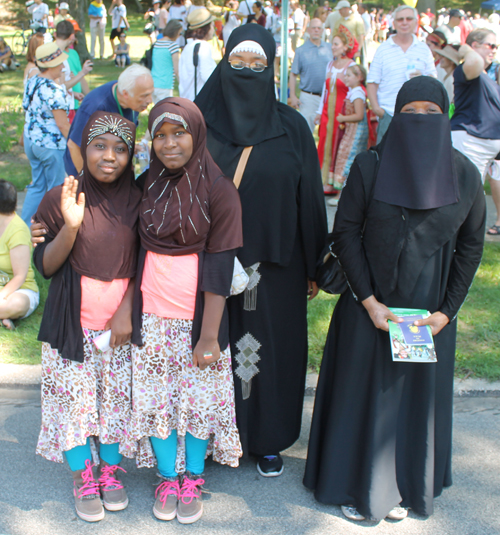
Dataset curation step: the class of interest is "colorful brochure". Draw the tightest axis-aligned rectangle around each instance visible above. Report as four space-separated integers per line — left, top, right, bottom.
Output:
388 308 437 363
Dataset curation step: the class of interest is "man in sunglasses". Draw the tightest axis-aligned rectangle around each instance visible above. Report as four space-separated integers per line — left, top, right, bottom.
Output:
367 4 436 142
452 28 500 236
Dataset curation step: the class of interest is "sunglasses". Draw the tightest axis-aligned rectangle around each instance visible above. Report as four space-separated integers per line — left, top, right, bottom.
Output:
484 42 498 51
396 16 414 22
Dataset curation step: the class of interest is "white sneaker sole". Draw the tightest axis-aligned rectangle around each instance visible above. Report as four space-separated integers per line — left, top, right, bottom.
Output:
256 464 284 477
76 508 105 522
103 497 129 511
176 504 203 524
153 505 177 521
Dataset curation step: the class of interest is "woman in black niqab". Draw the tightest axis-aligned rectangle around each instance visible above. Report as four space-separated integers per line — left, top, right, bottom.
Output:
303 76 486 520
196 24 328 473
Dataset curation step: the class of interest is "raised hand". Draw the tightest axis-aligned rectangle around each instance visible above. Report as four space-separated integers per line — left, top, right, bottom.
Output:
61 176 85 232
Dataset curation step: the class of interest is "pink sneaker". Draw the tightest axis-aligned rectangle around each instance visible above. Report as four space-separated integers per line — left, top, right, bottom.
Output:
72 460 105 522
176 473 205 524
99 462 128 511
153 476 181 521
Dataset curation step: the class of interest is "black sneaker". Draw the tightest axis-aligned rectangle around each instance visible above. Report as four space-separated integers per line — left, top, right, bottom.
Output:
256 454 284 477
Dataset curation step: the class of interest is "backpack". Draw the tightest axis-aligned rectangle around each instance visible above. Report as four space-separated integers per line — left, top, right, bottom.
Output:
140 44 154 70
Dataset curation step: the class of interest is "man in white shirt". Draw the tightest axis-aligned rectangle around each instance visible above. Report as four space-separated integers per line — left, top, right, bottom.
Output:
109 0 129 53
237 0 256 24
27 0 49 32
437 9 463 46
179 8 217 101
291 2 306 51
324 3 341 42
264 1 273 30
367 5 437 142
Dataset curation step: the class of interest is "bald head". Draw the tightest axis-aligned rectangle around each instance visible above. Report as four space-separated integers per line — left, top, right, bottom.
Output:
309 17 324 43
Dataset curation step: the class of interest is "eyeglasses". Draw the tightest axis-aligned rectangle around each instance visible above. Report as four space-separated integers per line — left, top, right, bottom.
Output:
484 42 498 51
229 60 267 72
396 16 414 22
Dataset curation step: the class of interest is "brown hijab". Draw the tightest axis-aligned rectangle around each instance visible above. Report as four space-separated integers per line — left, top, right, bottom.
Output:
35 111 142 281
140 97 242 255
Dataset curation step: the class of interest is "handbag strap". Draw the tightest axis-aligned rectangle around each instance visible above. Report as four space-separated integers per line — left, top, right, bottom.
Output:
233 146 253 189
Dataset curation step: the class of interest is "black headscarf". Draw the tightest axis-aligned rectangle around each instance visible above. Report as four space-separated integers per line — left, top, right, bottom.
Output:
373 76 459 210
195 24 285 146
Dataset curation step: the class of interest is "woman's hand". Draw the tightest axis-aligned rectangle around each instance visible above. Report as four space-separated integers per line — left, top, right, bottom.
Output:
307 279 319 301
193 337 221 371
362 295 402 332
413 311 449 337
104 307 133 348
61 176 85 232
314 114 321 125
30 219 47 247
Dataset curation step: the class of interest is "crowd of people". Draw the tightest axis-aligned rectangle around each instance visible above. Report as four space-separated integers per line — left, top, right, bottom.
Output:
1 0 498 528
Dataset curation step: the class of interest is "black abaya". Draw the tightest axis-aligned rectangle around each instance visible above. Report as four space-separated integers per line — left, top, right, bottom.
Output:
206 105 327 456
303 152 485 519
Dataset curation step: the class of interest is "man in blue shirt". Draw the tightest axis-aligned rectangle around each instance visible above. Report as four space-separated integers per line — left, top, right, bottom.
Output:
65 64 154 175
289 18 332 133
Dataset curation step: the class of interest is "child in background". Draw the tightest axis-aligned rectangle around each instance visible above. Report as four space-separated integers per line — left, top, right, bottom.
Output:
114 32 131 68
330 63 369 201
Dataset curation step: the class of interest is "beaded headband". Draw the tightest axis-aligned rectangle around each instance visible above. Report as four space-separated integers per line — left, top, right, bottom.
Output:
87 115 134 152
229 40 267 60
150 112 189 137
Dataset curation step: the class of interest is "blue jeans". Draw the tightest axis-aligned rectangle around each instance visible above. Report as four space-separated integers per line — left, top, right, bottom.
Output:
22 135 66 226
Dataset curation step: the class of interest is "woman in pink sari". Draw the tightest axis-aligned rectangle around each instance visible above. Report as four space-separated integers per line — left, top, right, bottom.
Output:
315 33 354 194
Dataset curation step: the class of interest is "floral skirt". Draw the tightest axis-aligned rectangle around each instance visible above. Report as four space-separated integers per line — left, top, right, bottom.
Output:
36 328 138 464
131 313 242 472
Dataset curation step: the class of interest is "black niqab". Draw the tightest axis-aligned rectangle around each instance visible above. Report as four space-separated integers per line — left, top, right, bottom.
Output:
373 76 459 210
195 24 284 146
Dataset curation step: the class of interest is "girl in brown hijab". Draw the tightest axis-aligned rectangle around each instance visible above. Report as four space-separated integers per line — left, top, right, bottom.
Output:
33 111 142 523
130 97 243 525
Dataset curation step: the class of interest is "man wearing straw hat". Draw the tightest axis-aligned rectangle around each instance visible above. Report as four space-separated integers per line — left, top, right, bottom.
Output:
179 8 217 100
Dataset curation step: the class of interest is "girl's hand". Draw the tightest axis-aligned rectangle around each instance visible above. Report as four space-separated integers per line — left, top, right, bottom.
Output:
307 279 319 301
61 176 85 232
104 307 132 348
30 219 47 247
413 311 449 336
193 338 221 371
337 114 345 123
362 295 402 332
314 114 321 125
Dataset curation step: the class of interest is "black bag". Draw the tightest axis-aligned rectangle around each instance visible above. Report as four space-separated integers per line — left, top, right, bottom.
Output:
315 241 348 295
315 150 381 295
140 45 154 70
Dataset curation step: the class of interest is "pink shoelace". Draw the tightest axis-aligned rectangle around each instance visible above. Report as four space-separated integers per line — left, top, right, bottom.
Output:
155 479 181 507
99 464 126 490
75 460 100 498
179 476 205 504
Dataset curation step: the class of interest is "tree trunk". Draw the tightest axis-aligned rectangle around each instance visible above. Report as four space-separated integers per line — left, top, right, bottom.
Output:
68 0 91 63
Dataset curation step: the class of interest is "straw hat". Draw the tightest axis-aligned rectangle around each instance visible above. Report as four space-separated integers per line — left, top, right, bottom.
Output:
35 42 68 68
435 45 460 66
187 8 215 29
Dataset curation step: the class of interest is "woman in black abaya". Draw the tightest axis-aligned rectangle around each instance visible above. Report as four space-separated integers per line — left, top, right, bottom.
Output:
303 77 486 521
195 24 327 476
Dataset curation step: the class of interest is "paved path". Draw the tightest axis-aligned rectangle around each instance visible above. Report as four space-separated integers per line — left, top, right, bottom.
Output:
0 387 499 535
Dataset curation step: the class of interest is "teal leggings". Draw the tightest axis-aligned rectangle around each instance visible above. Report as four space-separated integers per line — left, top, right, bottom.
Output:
151 431 209 477
64 438 122 471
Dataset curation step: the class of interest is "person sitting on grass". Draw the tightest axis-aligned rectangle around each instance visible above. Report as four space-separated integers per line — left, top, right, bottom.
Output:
0 180 39 331
0 37 18 72
114 32 131 68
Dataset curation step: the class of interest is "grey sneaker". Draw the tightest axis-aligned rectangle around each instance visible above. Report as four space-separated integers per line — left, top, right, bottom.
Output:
386 506 408 521
153 476 181 521
176 473 204 524
341 505 365 521
99 461 129 511
73 460 105 522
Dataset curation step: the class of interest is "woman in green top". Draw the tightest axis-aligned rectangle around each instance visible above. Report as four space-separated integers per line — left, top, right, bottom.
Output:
0 180 39 330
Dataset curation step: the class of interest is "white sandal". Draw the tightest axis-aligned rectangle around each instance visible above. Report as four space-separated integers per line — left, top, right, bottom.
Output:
341 505 365 521
386 506 408 521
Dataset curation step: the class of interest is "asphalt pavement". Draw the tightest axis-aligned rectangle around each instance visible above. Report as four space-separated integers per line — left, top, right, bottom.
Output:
0 385 499 535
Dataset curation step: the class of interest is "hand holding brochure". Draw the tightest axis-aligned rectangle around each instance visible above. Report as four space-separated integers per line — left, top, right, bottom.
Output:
388 308 437 363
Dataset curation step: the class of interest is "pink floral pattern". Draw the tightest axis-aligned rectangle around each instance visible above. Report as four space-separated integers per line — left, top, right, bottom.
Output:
131 313 242 472
36 330 138 464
